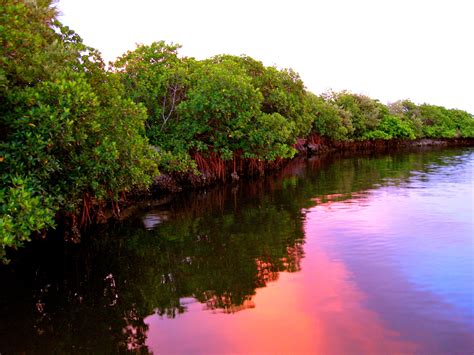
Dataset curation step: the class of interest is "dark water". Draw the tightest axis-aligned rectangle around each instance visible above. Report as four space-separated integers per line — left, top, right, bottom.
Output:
1 148 473 354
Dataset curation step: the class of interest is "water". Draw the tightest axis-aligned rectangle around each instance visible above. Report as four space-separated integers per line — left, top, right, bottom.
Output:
1 147 473 354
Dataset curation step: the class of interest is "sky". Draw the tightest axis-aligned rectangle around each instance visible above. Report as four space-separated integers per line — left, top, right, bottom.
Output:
57 0 474 113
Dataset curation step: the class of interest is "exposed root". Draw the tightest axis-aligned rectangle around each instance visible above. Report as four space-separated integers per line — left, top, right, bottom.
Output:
80 193 92 227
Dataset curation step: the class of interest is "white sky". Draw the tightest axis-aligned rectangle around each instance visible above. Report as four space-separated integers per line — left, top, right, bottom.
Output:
57 0 474 113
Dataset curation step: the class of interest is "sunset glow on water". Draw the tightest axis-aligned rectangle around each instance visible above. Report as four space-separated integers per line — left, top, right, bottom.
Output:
144 150 474 354
2 148 473 353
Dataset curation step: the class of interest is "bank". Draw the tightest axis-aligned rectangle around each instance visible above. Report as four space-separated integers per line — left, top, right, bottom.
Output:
150 137 474 194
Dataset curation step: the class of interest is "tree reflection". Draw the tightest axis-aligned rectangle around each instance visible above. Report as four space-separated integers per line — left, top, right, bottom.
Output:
1 182 305 352
0 147 470 353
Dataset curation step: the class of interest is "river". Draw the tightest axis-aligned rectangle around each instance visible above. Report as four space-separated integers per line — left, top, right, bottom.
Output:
1 147 473 354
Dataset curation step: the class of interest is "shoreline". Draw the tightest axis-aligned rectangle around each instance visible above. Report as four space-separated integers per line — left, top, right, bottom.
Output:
150 137 474 194
6 138 473 259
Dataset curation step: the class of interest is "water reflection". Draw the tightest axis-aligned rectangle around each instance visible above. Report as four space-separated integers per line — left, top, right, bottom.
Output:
1 147 473 353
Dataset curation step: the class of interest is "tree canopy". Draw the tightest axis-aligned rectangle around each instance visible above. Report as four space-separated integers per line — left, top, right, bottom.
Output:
1 0 158 260
1 0 472 260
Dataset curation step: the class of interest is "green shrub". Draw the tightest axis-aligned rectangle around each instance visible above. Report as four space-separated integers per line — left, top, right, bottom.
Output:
332 92 385 139
0 177 55 261
1 0 157 261
308 93 353 140
246 113 296 160
210 55 314 138
363 115 416 140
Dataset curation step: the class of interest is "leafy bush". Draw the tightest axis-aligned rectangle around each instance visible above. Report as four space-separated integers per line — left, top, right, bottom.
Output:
177 61 263 160
308 93 353 140
114 41 189 142
363 115 416 140
210 55 314 138
450 109 474 138
331 92 385 138
312 93 472 141
247 113 296 160
0 177 55 261
1 0 157 260
418 104 473 138
116 50 308 167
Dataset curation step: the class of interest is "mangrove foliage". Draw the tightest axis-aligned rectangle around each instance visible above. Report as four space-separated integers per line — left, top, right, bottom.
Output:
1 0 473 260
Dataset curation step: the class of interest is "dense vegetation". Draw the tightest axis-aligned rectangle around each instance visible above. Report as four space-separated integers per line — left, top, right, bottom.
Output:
1 0 473 260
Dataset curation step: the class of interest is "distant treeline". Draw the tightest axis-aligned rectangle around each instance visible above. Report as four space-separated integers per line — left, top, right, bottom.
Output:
1 0 473 259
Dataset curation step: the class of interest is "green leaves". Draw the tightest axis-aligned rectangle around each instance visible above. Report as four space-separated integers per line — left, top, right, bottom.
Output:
1 0 472 262
116 49 314 168
177 61 263 158
248 113 296 160
417 104 473 138
308 93 354 140
0 177 56 261
310 92 473 141
1 0 158 261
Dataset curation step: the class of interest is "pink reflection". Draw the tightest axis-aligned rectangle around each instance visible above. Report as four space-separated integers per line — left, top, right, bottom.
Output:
144 194 418 354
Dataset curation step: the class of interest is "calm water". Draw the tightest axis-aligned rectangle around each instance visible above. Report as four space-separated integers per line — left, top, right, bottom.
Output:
1 148 473 354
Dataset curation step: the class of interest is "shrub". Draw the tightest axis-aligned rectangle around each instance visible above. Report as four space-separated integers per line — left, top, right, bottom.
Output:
1 0 157 261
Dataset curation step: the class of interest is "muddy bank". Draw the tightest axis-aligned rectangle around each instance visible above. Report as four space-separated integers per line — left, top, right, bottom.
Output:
151 137 473 194
299 136 474 154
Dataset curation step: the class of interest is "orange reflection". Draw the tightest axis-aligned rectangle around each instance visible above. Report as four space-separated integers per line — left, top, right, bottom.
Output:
145 198 418 354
